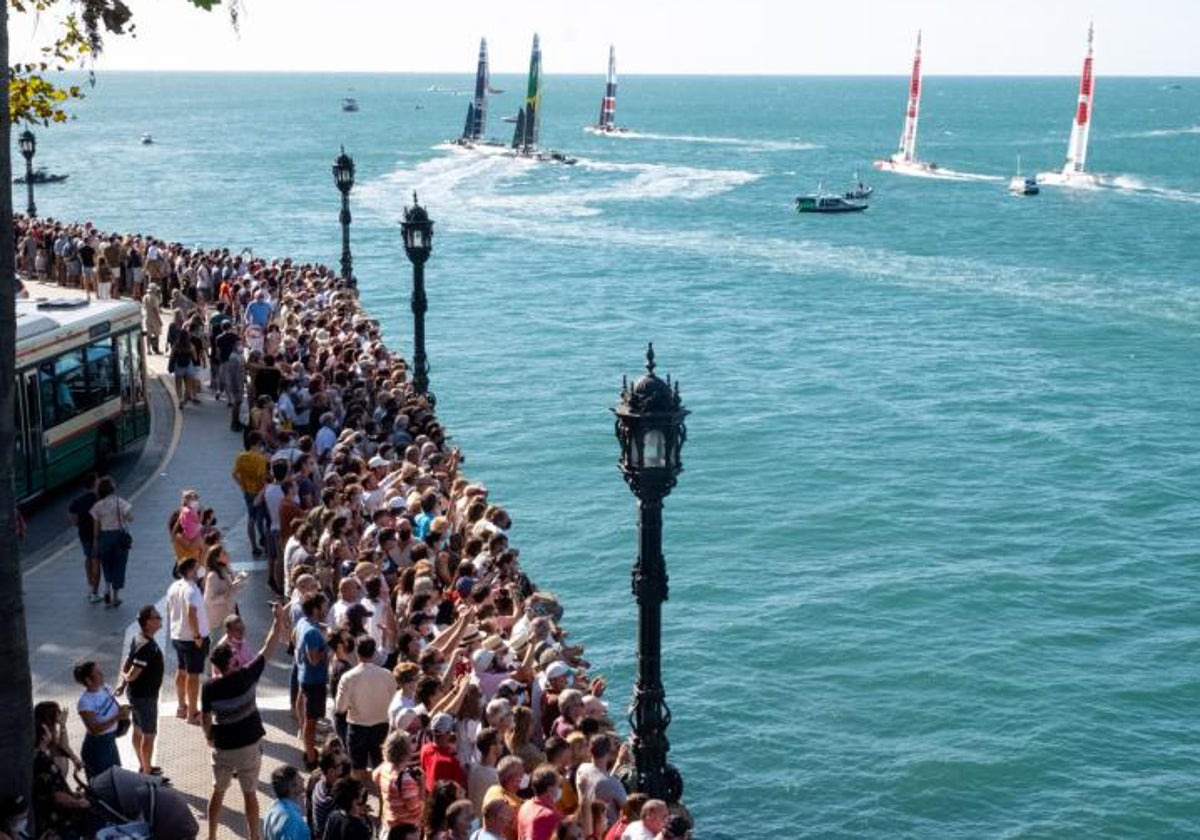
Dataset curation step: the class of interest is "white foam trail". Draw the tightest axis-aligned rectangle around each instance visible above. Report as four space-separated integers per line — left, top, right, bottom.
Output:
1116 126 1200 139
1102 174 1200 204
584 129 821 153
356 151 760 227
882 167 1004 183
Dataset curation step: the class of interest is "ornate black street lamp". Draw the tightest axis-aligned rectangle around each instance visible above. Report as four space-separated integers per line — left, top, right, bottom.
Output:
400 192 434 405
18 129 37 217
331 146 355 288
612 343 689 803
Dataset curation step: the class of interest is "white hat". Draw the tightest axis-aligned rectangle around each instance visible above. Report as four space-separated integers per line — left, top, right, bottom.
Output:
545 661 572 680
472 648 495 671
368 455 389 469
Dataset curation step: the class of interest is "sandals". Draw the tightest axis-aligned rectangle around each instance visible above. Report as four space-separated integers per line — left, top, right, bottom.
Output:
187 713 203 726
175 706 189 720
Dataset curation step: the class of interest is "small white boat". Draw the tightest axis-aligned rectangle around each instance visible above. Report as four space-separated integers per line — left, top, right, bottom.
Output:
140 134 154 145
342 97 360 112
1008 156 1039 195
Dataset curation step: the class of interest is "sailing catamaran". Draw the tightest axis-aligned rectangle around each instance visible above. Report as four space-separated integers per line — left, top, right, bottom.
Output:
1037 24 1100 188
454 38 506 149
585 45 628 135
873 31 938 176
511 34 577 164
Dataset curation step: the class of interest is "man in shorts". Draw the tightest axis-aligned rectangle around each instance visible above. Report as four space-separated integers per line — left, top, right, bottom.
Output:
295 592 330 770
166 558 211 723
116 605 165 775
201 602 289 840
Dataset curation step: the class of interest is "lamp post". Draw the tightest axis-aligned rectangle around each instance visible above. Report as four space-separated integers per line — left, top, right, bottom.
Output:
18 129 37 217
612 343 689 803
331 146 355 288
400 192 435 405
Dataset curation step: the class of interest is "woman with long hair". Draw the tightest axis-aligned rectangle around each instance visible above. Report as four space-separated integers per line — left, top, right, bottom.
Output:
203 543 245 637
171 489 206 563
506 705 546 774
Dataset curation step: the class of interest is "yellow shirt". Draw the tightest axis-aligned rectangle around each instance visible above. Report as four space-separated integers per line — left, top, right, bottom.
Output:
232 450 268 494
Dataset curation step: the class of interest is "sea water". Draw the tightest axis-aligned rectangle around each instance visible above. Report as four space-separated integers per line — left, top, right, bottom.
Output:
19 73 1200 838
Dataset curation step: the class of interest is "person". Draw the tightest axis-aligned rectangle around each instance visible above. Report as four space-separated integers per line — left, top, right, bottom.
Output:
516 765 561 840
67 473 101 603
89 476 132 607
656 816 691 840
33 704 92 839
420 712 468 793
602 795 647 840
295 592 330 769
166 557 211 724
322 777 372 840
616 800 667 840
224 338 248 432
143 283 164 354
309 746 351 840
263 765 310 840
170 329 200 405
115 605 166 775
436 799 473 840
232 432 270 556
468 728 502 816
574 735 626 827
334 636 394 780
372 731 424 836
212 613 258 677
476 798 516 840
172 489 206 562
73 660 128 779
203 543 246 636
201 602 289 840
481 756 525 840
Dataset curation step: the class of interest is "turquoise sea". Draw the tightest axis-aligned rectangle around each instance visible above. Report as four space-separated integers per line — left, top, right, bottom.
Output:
16 71 1200 838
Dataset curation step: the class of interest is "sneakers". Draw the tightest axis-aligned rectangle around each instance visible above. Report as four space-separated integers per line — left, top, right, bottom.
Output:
88 593 103 604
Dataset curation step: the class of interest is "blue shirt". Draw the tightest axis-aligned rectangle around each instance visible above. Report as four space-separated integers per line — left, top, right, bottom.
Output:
245 300 274 328
295 617 328 686
262 798 309 840
413 511 434 540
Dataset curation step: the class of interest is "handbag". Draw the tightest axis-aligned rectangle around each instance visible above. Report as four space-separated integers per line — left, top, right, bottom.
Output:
103 689 132 738
117 501 133 551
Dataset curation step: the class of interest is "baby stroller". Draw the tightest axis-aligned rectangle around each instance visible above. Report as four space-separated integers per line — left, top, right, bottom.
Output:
82 768 198 840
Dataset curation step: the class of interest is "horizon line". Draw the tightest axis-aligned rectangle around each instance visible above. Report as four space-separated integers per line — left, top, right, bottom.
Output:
83 69 1200 79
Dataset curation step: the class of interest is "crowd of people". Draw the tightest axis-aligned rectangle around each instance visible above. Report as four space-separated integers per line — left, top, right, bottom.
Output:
15 216 694 840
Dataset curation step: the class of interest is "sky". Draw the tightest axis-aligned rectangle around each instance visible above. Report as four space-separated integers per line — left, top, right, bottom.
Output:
8 0 1200 76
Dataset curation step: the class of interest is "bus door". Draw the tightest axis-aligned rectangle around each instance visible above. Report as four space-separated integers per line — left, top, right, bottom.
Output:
15 369 45 500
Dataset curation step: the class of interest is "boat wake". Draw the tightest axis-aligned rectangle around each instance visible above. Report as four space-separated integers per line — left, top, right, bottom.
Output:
590 130 821 153
1104 175 1200 204
880 164 1003 183
1116 125 1200 140
358 151 759 227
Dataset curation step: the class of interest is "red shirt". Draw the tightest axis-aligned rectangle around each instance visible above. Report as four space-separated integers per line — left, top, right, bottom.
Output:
419 741 466 793
516 795 560 840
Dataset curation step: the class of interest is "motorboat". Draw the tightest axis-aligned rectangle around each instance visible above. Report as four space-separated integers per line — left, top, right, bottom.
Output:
844 174 873 200
1008 175 1040 196
13 168 69 185
796 193 868 214
140 134 154 145
1008 156 1039 195
342 97 360 112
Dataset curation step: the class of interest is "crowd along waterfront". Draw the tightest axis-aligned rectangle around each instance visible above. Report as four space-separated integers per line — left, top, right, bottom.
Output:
13 71 1200 837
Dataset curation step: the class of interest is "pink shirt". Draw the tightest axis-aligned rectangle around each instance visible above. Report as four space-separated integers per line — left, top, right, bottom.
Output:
179 506 202 540
517 795 560 840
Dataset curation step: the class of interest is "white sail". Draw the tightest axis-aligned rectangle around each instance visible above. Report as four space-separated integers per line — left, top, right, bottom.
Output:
897 30 922 163
1063 22 1095 175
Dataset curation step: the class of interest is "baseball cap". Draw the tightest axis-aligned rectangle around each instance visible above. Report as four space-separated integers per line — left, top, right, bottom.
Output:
430 712 456 734
545 661 572 680
471 648 495 671
368 455 389 469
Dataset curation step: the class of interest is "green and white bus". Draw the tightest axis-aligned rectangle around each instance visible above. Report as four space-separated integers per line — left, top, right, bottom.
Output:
15 296 150 502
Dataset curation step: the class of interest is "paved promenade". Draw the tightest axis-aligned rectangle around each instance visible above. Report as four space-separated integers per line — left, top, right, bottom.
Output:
22 280 293 839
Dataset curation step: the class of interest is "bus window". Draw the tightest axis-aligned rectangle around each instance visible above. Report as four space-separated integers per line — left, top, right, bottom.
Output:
83 338 120 408
38 361 63 426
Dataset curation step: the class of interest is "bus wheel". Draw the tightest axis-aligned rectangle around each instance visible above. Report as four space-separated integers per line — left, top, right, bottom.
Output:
95 430 115 471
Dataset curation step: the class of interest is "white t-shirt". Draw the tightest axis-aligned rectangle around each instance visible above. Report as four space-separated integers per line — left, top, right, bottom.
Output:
77 687 120 734
264 483 286 531
166 577 210 640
